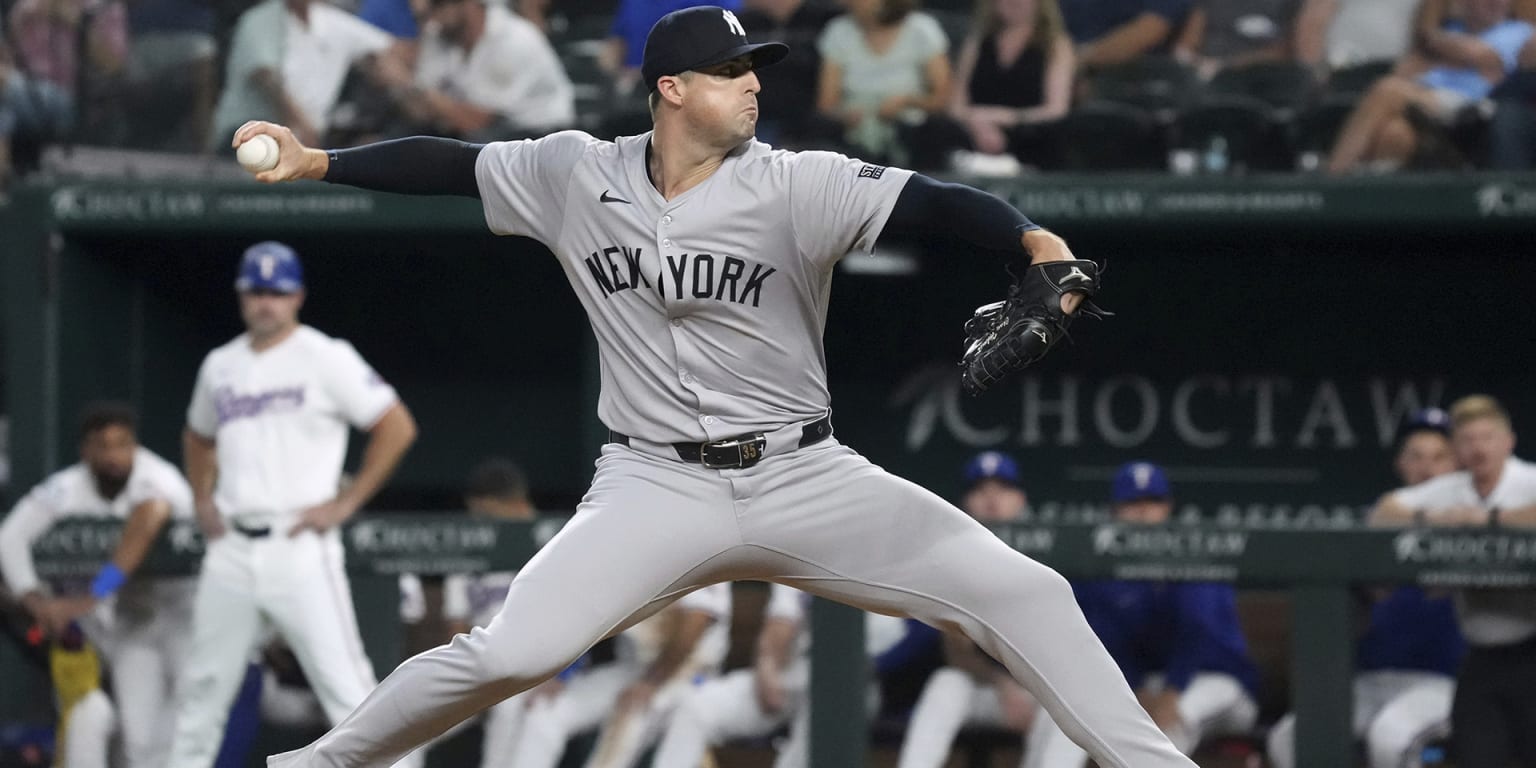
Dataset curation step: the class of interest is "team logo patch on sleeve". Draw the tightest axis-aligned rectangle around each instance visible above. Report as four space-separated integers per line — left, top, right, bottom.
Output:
858 164 886 180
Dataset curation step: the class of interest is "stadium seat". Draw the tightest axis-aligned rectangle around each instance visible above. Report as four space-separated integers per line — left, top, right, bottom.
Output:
1088 56 1200 116
1172 94 1291 172
1050 101 1165 172
1326 59 1395 99
1209 61 1319 115
1293 95 1357 167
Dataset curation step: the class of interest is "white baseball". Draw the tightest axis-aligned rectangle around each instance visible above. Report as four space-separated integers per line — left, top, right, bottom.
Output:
237 134 281 173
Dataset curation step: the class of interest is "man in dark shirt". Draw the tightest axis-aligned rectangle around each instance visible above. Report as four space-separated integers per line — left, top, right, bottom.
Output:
1062 0 1192 70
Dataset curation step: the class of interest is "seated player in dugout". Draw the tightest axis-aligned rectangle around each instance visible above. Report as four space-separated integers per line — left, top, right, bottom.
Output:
1267 408 1465 768
0 402 197 768
896 451 1039 768
1020 462 1261 768
227 7 1207 768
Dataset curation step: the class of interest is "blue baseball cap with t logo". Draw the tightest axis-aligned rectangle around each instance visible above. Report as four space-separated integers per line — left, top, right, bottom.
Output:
235 241 304 294
1112 461 1171 502
964 451 1022 489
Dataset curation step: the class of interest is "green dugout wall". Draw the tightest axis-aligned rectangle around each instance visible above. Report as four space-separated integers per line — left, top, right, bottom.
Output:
3 173 1536 766
5 174 1536 511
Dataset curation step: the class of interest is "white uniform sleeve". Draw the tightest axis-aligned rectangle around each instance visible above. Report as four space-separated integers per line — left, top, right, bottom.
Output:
676 582 730 620
126 451 195 519
186 354 219 438
474 130 595 242
1390 473 1463 511
0 485 64 596
787 150 914 268
323 340 399 430
764 583 805 623
399 574 425 623
442 574 472 623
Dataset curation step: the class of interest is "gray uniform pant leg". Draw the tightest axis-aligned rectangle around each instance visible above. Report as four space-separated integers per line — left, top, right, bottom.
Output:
268 447 746 768
732 440 1195 768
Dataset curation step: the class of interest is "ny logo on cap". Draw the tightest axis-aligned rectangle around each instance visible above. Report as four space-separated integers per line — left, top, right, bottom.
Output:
260 255 277 279
722 8 745 37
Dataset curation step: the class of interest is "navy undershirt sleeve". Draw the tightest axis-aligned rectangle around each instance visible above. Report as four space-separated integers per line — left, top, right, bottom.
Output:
322 137 485 198
883 173 1040 251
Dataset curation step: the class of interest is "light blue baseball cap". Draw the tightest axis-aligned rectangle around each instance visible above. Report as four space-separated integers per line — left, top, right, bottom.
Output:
235 241 304 294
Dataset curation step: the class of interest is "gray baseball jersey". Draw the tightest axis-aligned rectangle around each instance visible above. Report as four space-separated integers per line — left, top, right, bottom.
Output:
475 131 911 442
269 131 1196 768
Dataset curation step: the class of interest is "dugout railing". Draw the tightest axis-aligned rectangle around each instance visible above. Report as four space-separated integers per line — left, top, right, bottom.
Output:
17 517 1536 768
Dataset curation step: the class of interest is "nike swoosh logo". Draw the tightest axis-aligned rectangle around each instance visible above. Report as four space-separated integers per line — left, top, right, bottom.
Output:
600 190 632 204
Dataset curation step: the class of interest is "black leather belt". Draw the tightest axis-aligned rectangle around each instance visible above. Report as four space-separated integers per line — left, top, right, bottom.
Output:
234 523 272 538
610 414 833 469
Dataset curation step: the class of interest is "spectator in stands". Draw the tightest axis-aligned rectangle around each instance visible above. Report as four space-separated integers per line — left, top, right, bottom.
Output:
6 0 127 143
816 0 951 164
1270 408 1465 768
1022 461 1259 768
124 0 217 151
1062 0 1191 71
895 451 1039 768
1173 0 1306 81
377 0 574 140
738 0 840 145
1327 0 1534 173
603 0 745 93
2 32 77 182
1489 68 1536 167
1369 395 1536 768
1293 0 1419 72
908 0 1072 171
1412 0 1536 70
210 0 395 151
360 0 427 42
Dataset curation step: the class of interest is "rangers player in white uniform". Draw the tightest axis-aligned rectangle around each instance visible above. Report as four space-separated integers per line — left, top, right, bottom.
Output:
507 583 731 768
651 583 910 768
166 242 421 768
0 402 196 768
237 7 1198 768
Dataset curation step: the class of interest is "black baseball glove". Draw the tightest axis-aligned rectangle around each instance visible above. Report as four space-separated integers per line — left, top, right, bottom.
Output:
960 259 1107 395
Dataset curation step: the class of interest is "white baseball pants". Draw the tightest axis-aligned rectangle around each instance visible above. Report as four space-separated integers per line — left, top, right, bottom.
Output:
167 528 420 768
897 667 1030 768
1022 672 1257 768
651 660 819 768
1267 670 1454 768
269 440 1195 768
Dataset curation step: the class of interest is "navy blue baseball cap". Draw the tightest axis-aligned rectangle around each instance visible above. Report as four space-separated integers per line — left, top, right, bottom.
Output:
641 6 788 93
1395 407 1451 445
1112 461 1171 502
235 241 304 293
964 451 1022 489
